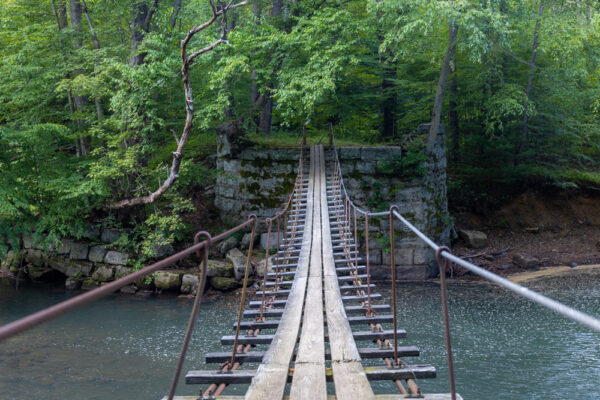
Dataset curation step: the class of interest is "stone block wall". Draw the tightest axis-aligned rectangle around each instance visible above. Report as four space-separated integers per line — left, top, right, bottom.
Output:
215 148 300 223
214 125 451 280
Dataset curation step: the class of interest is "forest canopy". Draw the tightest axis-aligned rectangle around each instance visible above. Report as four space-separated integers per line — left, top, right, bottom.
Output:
1 0 599 257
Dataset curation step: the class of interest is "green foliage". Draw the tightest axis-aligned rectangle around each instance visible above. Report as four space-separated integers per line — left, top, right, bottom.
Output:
377 145 428 179
1 0 599 255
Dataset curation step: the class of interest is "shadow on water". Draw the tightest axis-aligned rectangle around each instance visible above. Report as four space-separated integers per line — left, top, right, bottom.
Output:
1 274 599 400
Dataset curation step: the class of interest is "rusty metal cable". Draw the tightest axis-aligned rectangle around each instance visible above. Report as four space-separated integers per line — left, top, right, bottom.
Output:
167 231 211 400
0 218 256 343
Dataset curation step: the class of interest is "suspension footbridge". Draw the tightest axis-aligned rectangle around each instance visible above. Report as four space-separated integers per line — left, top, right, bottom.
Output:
2 134 599 400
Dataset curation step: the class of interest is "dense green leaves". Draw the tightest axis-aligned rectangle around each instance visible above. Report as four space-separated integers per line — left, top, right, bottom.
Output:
0 0 599 255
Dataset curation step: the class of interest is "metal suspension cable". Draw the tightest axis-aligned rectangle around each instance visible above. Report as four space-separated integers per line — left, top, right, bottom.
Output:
390 208 600 333
328 128 600 400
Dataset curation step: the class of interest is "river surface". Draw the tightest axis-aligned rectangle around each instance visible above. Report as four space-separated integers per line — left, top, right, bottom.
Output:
1 274 599 400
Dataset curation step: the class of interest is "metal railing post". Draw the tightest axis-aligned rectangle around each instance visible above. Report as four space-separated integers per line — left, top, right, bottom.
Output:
167 231 212 400
436 246 456 400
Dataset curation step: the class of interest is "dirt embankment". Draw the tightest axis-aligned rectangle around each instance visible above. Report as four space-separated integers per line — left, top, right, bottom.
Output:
452 191 600 279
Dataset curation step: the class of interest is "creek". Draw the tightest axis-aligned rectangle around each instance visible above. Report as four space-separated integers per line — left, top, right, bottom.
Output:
1 274 599 399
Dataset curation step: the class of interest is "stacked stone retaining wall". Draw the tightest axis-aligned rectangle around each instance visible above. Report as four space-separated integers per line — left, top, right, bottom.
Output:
214 125 451 279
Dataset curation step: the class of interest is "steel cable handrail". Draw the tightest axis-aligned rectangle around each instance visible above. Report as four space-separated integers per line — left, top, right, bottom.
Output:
0 141 308 400
329 130 600 400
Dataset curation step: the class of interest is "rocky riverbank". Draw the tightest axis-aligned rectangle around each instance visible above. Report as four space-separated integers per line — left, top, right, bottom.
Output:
0 231 278 296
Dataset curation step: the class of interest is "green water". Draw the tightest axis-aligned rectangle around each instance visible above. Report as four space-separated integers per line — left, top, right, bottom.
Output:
1 274 599 399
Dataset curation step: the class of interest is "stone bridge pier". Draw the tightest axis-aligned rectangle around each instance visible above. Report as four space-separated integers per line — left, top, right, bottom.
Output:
214 125 451 280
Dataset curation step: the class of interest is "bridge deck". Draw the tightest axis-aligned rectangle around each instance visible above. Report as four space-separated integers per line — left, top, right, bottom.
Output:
176 145 461 400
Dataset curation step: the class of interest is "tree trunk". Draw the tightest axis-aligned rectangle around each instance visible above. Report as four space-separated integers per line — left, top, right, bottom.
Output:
169 0 182 29
129 2 148 66
51 0 68 30
426 22 459 153
271 0 282 17
259 97 273 134
69 0 90 155
110 0 249 209
515 2 544 164
81 0 104 121
380 61 397 140
255 0 282 135
449 53 459 162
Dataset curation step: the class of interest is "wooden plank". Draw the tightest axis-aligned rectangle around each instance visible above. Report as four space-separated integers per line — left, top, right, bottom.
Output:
319 144 376 400
341 293 382 302
205 346 419 363
257 285 378 297
243 304 390 318
221 329 407 345
290 144 326 399
244 145 316 400
161 395 462 400
248 293 381 308
375 395 463 400
234 314 394 329
186 370 256 384
363 365 437 380
345 304 391 314
186 365 435 385
243 309 284 318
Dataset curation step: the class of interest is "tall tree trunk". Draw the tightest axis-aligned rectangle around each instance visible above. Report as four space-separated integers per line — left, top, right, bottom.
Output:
81 0 104 121
129 2 149 66
224 12 237 119
129 0 159 66
375 0 397 140
380 61 397 140
449 53 459 162
69 0 90 155
426 22 459 153
515 2 544 164
51 0 68 31
587 4 591 25
169 0 182 29
255 0 282 135
250 3 260 111
259 96 273 134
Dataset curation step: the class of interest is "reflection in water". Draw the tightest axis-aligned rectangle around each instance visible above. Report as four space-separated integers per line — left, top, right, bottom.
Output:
1 274 599 400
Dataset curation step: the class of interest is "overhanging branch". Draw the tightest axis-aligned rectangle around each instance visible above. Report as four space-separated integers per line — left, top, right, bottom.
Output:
108 0 247 209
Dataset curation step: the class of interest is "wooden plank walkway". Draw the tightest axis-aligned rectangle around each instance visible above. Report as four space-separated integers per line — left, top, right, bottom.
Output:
175 145 460 400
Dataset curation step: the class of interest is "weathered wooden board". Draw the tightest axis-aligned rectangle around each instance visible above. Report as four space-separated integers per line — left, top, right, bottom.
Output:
221 329 407 345
363 365 437 380
290 146 326 399
205 346 420 363
162 395 462 400
243 146 315 400
319 144 376 400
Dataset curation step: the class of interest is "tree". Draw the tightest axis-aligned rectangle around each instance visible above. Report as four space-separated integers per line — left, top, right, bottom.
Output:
109 0 248 208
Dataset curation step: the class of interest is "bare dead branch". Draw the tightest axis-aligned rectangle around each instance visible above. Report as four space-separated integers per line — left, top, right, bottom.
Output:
187 39 226 64
108 0 247 209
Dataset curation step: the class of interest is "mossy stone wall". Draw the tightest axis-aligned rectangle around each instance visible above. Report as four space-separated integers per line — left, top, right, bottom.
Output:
214 130 449 280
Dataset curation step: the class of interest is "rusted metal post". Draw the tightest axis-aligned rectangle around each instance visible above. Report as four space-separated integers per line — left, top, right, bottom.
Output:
354 208 358 272
389 206 399 366
365 213 373 316
230 216 258 367
259 219 272 320
167 231 212 400
436 246 457 400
